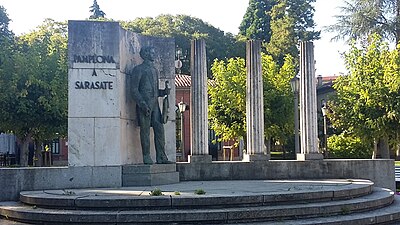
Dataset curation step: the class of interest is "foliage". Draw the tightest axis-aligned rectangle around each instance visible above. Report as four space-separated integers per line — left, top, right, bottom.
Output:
240 0 319 66
327 0 400 44
265 2 298 65
89 0 106 19
239 0 276 42
0 19 68 165
0 6 15 134
209 57 247 143
261 54 296 142
121 14 245 75
328 34 400 158
194 189 206 195
285 0 320 41
327 133 373 159
209 53 295 146
149 188 163 196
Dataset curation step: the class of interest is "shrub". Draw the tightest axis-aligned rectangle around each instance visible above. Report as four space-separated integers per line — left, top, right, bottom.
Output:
327 133 372 159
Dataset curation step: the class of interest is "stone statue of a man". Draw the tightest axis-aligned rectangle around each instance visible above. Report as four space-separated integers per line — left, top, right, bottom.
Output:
130 46 171 164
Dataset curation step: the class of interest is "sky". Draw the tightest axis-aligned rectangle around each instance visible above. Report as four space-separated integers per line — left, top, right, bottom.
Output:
1 0 347 76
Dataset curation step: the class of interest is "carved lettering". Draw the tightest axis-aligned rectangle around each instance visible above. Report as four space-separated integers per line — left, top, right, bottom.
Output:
74 81 114 90
73 55 116 64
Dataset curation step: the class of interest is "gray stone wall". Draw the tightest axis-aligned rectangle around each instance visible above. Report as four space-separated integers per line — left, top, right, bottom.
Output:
177 159 395 191
0 166 121 201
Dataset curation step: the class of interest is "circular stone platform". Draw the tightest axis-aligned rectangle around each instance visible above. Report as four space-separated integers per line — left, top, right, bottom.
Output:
19 179 373 209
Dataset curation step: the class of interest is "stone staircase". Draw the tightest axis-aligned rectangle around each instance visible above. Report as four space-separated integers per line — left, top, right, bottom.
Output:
0 180 399 224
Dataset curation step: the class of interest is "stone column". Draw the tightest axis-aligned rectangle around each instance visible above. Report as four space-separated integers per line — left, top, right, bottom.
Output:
297 41 323 160
243 40 270 162
188 39 211 163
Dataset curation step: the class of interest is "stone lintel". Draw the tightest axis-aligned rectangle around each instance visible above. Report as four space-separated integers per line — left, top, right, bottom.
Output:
296 153 324 161
188 155 212 163
242 153 271 162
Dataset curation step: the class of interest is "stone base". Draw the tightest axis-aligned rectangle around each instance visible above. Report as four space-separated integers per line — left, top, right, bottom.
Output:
296 153 324 161
188 155 212 163
242 153 271 162
122 164 179 186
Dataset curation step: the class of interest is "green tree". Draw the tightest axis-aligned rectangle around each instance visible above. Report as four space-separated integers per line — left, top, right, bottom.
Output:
89 0 106 19
240 0 319 65
286 0 320 41
265 1 298 65
261 54 296 149
239 0 276 42
209 57 247 143
327 0 400 44
328 34 400 158
0 19 68 165
121 14 244 75
209 54 296 148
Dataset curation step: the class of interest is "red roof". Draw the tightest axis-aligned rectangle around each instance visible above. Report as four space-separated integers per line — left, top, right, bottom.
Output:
175 74 191 88
175 74 215 88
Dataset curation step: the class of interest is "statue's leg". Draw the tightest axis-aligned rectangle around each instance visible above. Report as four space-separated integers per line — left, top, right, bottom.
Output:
152 106 170 163
139 112 153 164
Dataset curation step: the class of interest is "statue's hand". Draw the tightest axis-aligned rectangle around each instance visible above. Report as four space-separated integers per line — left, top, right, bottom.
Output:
144 107 151 116
165 80 171 96
138 102 151 116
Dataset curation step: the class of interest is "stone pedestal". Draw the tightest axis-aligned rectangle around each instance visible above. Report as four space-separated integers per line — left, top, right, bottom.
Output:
297 153 323 161
122 164 179 186
188 155 212 163
243 153 271 162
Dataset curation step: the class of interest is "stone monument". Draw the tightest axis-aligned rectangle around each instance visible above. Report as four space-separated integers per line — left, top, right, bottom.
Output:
68 20 178 185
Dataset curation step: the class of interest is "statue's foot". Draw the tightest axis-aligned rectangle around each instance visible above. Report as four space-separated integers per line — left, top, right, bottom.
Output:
157 159 174 164
156 155 173 164
143 155 153 164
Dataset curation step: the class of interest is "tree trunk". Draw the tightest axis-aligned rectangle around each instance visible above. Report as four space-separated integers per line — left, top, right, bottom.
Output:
34 141 43 167
20 133 33 166
264 137 271 155
377 136 390 159
372 139 378 159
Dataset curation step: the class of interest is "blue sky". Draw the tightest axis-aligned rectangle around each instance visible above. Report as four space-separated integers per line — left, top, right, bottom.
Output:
1 0 347 76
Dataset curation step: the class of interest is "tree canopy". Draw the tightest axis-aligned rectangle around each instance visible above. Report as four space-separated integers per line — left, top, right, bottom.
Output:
327 0 400 44
0 19 68 165
239 0 319 65
328 35 400 158
121 14 245 75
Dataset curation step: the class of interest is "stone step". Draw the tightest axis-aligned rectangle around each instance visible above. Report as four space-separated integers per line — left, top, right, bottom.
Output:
18 180 373 209
0 188 393 224
231 195 400 225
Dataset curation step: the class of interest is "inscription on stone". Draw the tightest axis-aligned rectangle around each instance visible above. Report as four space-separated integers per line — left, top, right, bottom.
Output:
75 81 113 89
72 55 116 90
73 55 116 63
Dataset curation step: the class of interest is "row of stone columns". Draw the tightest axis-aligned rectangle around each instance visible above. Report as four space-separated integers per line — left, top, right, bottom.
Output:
188 39 322 162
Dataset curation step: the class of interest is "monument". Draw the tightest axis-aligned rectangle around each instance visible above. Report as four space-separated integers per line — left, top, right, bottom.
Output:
68 20 178 185
128 46 171 164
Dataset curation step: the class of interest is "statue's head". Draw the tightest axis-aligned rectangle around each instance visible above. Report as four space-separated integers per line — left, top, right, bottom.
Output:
140 46 156 62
